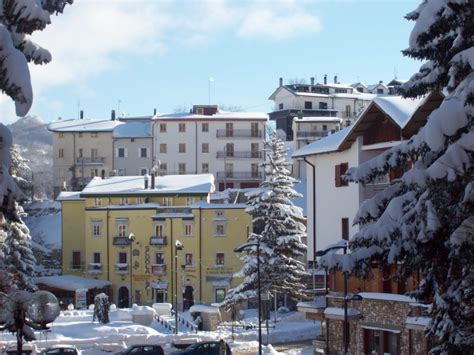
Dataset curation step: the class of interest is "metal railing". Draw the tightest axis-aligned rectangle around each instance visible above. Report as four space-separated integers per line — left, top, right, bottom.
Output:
216 151 263 159
150 236 167 245
113 236 130 246
76 157 105 165
87 263 102 273
114 263 129 273
296 130 330 139
216 171 262 180
151 264 167 275
216 129 262 138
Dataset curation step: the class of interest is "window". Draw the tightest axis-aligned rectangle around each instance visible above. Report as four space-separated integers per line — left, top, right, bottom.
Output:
335 162 349 187
78 132 83 138
139 148 148 158
202 143 209 153
117 148 126 158
251 163 259 178
91 169 98 177
304 101 313 109
159 163 167 173
179 143 186 153
92 221 102 237
160 123 166 132
155 252 164 265
215 223 226 236
163 197 173 206
91 132 98 138
136 197 143 204
120 197 129 205
58 149 64 158
202 163 209 173
225 143 234 157
251 123 259 137
377 88 384 94
140 168 148 175
93 252 101 264
131 138 135 142
322 125 327 131
91 148 98 158
72 251 81 270
94 198 101 206
155 224 165 236
179 123 186 132
215 288 226 303
225 163 233 178
335 88 348 94
184 223 193 236
160 144 167 153
185 253 193 266
215 252 225 266
345 105 351 117
78 148 83 158
225 123 233 137
186 197 194 205
118 251 127 264
251 143 259 158
59 132 64 138
342 218 349 240
118 224 127 237
179 163 186 175
357 87 364 93
278 103 284 110
202 123 209 132
319 102 328 110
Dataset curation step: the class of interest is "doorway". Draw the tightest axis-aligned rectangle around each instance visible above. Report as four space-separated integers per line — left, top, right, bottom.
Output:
118 286 130 308
183 286 194 310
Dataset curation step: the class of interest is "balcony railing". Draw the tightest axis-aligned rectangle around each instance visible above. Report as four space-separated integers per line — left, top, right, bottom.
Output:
216 171 262 180
216 129 262 138
113 236 131 246
151 264 166 275
76 157 105 165
70 263 84 271
88 263 102 273
150 236 167 246
296 130 330 140
115 263 129 273
216 151 263 159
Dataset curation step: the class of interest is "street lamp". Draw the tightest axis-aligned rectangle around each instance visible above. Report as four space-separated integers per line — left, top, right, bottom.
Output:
234 234 262 355
128 233 136 307
296 156 316 291
174 240 184 335
316 240 362 355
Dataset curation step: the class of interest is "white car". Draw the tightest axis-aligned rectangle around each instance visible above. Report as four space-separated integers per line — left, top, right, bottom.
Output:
40 345 81 355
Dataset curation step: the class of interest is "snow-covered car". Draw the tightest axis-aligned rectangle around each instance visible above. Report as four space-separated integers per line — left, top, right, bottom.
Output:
40 345 80 354
117 344 164 355
170 341 231 355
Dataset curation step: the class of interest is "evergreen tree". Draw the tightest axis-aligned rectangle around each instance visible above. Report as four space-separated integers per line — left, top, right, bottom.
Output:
93 293 110 324
321 1 473 353
0 0 73 116
225 133 307 305
10 145 32 198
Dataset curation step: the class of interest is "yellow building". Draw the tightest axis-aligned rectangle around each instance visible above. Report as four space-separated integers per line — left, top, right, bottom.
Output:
57 174 252 309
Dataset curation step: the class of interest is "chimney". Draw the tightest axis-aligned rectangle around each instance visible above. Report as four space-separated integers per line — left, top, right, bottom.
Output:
324 74 327 85
310 77 315 86
144 174 149 189
379 80 383 84
153 108 157 115
111 109 116 121
80 110 84 119
334 75 338 84
279 77 283 87
151 173 155 189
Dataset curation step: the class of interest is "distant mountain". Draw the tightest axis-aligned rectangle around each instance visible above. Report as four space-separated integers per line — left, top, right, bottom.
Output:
7 116 53 199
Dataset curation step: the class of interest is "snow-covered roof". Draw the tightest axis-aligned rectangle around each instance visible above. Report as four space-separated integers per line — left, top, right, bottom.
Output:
294 117 342 123
189 304 220 314
292 126 352 158
191 201 247 209
367 83 388 91
81 175 215 196
155 111 268 121
331 92 376 100
358 292 416 303
372 96 423 128
406 316 430 327
113 122 152 138
35 275 111 291
48 119 124 132
56 192 84 201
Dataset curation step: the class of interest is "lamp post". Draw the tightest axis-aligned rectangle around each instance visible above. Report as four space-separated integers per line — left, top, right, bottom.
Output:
234 234 262 355
297 157 316 291
128 233 136 307
174 240 184 335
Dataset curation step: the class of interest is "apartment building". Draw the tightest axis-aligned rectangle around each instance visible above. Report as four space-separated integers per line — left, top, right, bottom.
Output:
58 173 252 308
292 92 444 354
153 105 268 191
48 111 124 197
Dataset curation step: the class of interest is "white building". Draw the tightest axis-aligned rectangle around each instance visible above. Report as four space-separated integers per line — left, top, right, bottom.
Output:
292 92 443 268
153 105 268 191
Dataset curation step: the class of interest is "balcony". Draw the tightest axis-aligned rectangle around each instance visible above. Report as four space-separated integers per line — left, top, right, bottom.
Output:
216 129 262 139
88 263 102 274
114 263 129 274
76 157 105 165
151 264 167 276
70 263 84 271
269 108 338 121
216 151 263 159
150 236 167 246
296 130 330 140
113 236 131 246
216 171 262 180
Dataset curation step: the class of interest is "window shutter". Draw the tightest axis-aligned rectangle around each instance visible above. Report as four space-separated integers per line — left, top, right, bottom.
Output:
115 148 118 158
335 164 341 187
340 163 349 186
342 218 349 240
137 148 141 157
146 148 150 158
124 148 128 158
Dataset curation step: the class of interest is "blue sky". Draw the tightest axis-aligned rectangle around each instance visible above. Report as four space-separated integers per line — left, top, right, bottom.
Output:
1 0 422 123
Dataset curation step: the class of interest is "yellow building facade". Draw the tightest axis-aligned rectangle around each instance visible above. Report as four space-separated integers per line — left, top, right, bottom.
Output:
58 174 251 309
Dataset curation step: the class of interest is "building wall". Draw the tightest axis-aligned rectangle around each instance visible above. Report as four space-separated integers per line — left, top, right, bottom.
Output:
61 200 86 275
113 137 153 176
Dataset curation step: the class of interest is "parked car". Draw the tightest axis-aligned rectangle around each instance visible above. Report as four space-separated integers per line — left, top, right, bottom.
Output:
40 345 80 354
117 344 165 355
170 341 231 355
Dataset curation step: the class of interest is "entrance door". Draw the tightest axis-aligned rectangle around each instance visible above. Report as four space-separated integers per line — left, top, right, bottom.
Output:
118 286 129 308
183 286 194 310
155 290 167 303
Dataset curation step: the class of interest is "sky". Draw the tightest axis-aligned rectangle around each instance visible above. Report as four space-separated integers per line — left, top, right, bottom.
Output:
0 0 422 124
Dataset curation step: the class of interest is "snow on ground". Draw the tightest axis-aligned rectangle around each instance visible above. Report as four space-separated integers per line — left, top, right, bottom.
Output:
24 200 61 249
0 308 320 354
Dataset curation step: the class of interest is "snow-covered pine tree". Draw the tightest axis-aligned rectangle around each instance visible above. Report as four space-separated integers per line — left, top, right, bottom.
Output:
0 0 73 116
93 293 110 324
225 133 308 305
321 1 473 353
10 145 32 198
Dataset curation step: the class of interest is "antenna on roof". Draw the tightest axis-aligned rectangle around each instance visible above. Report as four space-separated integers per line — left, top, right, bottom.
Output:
208 77 214 105
394 66 398 79
117 99 122 114
77 99 81 119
